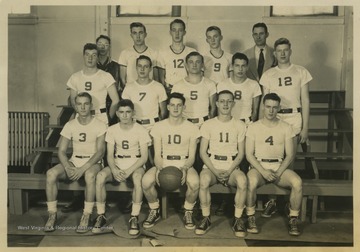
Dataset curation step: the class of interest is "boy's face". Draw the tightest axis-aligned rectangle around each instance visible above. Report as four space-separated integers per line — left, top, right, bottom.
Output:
75 96 92 116
170 23 186 43
130 26 147 46
274 44 292 64
185 55 203 75
263 99 280 121
216 93 234 115
136 59 151 79
232 59 248 79
167 98 185 118
206 30 222 49
96 38 110 56
83 49 98 68
116 106 134 124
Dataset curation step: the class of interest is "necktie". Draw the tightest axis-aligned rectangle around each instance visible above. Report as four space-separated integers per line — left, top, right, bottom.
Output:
257 49 265 79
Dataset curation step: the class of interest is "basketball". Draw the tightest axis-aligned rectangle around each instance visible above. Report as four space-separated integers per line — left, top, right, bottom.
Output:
158 166 182 192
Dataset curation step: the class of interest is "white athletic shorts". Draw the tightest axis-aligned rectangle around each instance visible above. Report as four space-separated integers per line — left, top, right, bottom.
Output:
115 157 145 170
277 112 302 135
258 161 281 172
203 155 234 171
69 155 101 168
162 159 186 169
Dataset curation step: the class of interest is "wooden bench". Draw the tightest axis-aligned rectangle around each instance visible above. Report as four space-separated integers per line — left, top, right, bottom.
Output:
160 179 352 224
8 174 352 224
8 173 132 215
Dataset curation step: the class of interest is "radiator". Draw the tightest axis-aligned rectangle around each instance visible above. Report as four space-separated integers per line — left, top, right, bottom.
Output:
8 112 50 166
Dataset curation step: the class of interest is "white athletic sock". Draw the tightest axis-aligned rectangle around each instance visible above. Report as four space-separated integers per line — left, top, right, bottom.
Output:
148 200 160 210
184 200 196 211
47 200 57 213
201 203 211 217
83 201 94 215
289 207 300 217
246 205 256 216
131 201 142 216
234 205 245 218
96 202 106 215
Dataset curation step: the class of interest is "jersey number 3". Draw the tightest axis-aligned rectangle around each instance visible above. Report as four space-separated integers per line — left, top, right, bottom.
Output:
79 133 87 142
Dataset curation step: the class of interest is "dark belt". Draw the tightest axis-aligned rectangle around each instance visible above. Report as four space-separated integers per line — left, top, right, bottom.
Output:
260 159 281 163
136 117 160 125
75 155 91 159
117 155 141 158
211 154 236 161
164 155 188 160
187 116 209 124
91 108 107 115
240 116 252 123
278 108 301 114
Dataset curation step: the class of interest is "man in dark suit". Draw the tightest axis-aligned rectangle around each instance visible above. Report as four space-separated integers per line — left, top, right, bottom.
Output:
243 23 275 83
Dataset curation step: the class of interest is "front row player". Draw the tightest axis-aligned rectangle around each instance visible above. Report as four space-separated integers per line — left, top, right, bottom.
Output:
142 92 200 230
45 92 107 232
196 90 247 237
93 99 151 235
245 93 303 236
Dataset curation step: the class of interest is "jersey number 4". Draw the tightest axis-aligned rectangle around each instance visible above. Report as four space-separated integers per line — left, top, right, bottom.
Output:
265 136 274 145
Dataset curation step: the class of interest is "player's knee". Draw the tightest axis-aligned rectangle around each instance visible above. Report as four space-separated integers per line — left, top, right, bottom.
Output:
132 172 143 186
291 176 303 192
199 173 211 189
96 171 107 185
235 174 247 190
186 175 200 191
84 169 97 183
46 169 58 183
141 175 154 190
247 175 259 191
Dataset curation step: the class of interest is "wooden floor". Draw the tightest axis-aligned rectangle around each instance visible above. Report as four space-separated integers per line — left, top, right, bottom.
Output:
7 193 354 248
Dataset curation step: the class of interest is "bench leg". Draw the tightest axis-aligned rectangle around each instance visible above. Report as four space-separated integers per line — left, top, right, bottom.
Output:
160 190 168 219
301 196 307 222
311 196 318 223
9 189 29 215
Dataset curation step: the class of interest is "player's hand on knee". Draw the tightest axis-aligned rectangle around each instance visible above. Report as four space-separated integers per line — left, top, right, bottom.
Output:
65 166 75 178
262 170 277 182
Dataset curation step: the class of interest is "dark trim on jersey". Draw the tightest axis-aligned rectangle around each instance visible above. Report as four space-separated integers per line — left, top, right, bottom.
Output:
210 50 224 59
169 45 186 55
133 45 148 54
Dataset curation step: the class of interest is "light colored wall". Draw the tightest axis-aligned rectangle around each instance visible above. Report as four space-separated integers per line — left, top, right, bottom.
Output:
8 5 353 125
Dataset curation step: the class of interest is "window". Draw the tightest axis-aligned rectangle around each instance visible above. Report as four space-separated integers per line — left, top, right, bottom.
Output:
271 6 338 17
116 6 181 17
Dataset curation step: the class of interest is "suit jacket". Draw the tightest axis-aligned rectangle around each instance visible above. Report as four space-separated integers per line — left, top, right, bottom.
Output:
243 45 275 82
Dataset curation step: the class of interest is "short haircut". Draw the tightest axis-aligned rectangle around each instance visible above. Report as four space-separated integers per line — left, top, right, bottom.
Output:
75 92 92 103
167 92 186 105
130 22 146 33
170 19 186 30
83 43 98 55
185 51 204 63
263 93 281 104
117 99 135 111
96 34 111 44
274 37 291 50
232 52 249 65
206 26 222 36
217 90 234 101
252 22 268 34
136 55 152 67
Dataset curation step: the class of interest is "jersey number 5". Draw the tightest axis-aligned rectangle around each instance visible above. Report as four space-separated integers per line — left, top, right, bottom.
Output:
265 136 274 145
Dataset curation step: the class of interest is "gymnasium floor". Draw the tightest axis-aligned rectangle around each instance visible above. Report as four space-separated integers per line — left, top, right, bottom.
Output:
7 192 353 248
